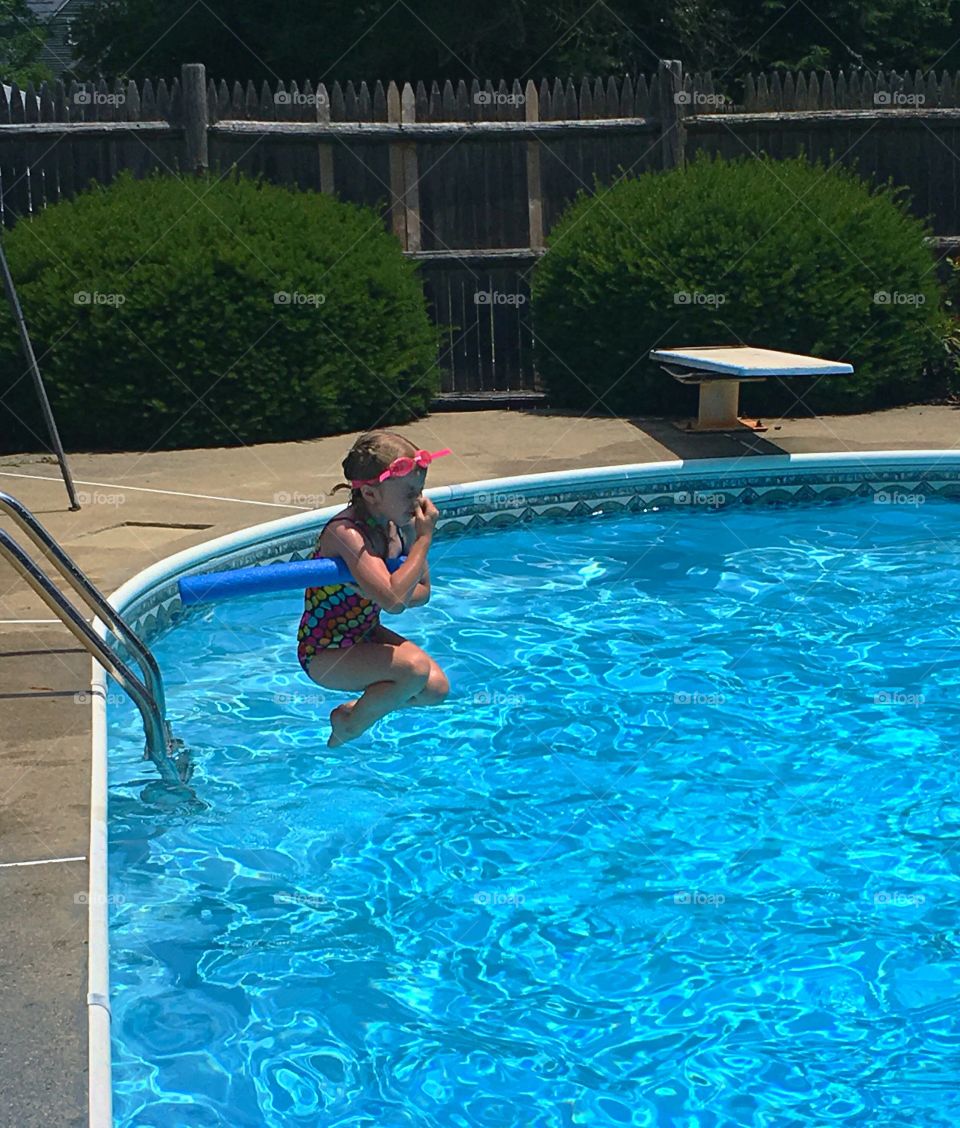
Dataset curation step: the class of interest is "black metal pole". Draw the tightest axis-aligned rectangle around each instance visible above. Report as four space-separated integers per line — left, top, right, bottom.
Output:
0 231 80 511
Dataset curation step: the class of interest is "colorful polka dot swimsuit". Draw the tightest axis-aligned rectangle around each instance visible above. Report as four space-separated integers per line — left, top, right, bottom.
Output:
296 514 390 671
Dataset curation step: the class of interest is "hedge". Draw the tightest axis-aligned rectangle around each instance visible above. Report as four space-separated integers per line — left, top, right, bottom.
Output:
0 169 439 452
531 153 947 416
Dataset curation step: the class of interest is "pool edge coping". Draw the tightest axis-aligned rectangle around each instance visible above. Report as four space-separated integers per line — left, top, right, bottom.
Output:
88 658 111 1126
85 448 960 1126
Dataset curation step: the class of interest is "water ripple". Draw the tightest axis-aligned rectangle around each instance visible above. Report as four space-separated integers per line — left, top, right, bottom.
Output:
109 499 960 1125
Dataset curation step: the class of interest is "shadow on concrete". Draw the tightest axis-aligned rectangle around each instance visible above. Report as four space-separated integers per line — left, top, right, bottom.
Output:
515 407 792 459
0 690 90 700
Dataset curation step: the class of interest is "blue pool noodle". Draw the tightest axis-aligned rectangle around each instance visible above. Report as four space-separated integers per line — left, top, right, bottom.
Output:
178 555 408 606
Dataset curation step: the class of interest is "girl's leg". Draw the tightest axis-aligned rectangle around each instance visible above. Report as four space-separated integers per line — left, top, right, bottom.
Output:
397 679 448 707
335 670 429 742
368 623 450 709
306 637 431 747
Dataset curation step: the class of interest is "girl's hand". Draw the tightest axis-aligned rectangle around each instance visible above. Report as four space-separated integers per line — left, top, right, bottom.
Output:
398 520 416 551
412 496 439 541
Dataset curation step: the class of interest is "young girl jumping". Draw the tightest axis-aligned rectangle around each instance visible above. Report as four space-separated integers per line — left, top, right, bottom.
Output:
296 430 452 747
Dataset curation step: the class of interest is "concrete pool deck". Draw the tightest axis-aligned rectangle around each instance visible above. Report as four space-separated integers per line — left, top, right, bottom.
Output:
0 403 958 1125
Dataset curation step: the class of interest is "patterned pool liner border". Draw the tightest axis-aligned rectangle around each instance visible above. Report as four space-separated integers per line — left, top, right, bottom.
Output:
111 451 960 649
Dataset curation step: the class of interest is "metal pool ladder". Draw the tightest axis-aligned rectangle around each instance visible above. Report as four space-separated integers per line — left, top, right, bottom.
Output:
0 491 189 785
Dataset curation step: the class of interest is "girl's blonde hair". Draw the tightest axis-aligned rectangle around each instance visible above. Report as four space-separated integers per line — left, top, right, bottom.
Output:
329 430 420 519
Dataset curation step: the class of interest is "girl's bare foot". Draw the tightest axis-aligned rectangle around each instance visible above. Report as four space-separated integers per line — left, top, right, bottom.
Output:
328 699 360 748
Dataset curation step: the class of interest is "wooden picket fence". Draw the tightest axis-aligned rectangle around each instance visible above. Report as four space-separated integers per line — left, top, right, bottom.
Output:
742 67 960 110
1 61 959 399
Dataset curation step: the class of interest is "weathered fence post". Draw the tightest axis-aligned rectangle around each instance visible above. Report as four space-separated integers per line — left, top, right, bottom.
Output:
387 82 406 245
387 81 422 250
181 63 208 174
657 59 685 169
525 79 544 249
401 82 421 252
316 82 334 193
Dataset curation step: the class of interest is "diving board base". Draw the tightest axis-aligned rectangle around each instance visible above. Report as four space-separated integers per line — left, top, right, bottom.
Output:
671 377 768 432
672 416 768 433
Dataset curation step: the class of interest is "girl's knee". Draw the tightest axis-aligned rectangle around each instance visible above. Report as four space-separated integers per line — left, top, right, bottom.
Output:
402 653 432 683
420 667 450 705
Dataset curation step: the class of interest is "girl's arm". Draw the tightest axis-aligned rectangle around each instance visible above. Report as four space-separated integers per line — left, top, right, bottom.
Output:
399 562 430 609
397 523 428 579
397 581 430 610
392 525 430 610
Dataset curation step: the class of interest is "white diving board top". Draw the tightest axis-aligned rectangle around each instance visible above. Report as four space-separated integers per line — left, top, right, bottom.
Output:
649 345 854 378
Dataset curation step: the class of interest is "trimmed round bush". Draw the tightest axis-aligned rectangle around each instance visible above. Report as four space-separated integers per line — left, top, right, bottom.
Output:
531 153 947 416
0 170 439 452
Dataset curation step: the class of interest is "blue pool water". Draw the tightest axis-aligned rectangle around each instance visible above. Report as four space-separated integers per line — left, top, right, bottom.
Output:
108 498 960 1126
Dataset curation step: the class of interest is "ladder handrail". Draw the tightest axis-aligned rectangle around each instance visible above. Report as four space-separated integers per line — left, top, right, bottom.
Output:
0 526 186 785
0 490 167 716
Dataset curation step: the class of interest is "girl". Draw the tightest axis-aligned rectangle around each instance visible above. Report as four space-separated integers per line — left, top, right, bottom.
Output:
297 431 452 747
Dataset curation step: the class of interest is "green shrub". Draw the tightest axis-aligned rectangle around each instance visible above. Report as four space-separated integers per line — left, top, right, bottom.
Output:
531 153 947 416
931 256 960 401
0 170 439 452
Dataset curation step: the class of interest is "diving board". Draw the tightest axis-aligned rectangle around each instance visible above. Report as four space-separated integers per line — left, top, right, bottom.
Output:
649 345 854 433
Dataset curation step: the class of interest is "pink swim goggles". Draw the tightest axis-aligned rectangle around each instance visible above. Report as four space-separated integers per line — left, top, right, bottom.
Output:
351 447 451 487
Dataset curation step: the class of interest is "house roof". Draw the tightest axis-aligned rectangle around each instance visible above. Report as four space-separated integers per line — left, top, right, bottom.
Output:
25 0 69 17
21 0 94 79
25 1 72 17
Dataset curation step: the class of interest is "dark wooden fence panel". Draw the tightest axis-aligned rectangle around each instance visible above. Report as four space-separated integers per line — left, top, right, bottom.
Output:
1 82 28 225
417 136 530 250
418 260 536 392
331 138 393 217
686 116 960 232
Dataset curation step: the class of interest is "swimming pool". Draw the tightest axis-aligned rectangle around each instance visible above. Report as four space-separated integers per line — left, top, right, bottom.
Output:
95 454 960 1126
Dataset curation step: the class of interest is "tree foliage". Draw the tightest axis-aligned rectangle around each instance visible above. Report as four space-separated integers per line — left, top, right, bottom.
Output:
66 0 960 88
0 0 53 88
